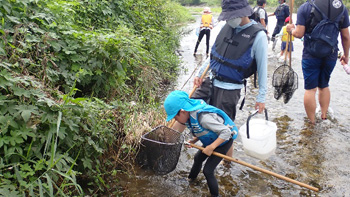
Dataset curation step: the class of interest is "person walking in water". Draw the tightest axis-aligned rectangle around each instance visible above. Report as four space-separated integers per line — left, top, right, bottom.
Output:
194 7 214 57
268 0 289 49
276 16 294 61
286 0 350 124
164 90 238 197
190 0 268 165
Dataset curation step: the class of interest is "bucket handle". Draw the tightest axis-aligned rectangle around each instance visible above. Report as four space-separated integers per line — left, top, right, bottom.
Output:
246 109 268 139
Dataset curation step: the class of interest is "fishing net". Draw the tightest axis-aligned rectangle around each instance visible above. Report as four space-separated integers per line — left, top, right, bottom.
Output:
138 125 184 175
272 64 298 104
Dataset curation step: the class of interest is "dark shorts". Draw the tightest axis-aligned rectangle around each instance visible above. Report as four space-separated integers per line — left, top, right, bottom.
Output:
302 59 336 90
281 41 293 52
191 77 212 102
211 86 241 121
191 77 241 121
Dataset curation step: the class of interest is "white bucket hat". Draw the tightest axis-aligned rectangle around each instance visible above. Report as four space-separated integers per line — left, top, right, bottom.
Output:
203 7 211 13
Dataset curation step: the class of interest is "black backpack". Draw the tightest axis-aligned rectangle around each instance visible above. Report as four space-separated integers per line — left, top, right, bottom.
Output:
306 0 345 58
249 6 260 22
249 7 268 25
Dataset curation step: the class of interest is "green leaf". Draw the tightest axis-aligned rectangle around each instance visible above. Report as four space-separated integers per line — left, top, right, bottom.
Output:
34 160 45 171
6 15 21 24
95 69 103 75
14 105 39 122
0 188 20 196
47 40 62 51
38 179 44 197
7 42 16 49
21 110 32 122
17 127 35 140
0 45 5 55
13 86 31 98
20 163 32 172
0 114 18 130
25 34 41 43
2 5 11 14
9 130 24 146
45 174 54 196
82 158 92 170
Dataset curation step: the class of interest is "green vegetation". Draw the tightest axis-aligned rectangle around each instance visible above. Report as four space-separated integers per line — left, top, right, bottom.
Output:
0 0 192 196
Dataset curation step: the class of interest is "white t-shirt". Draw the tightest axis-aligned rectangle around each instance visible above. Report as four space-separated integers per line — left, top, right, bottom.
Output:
253 6 266 21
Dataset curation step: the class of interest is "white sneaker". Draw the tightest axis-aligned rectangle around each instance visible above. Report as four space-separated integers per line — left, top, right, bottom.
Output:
278 56 284 63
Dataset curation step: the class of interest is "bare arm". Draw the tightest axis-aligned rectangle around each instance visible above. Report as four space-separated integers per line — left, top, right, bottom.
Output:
286 24 305 39
340 27 350 65
260 18 266 28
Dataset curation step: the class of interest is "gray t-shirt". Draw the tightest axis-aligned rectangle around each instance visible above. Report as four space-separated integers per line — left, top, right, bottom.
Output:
190 111 232 141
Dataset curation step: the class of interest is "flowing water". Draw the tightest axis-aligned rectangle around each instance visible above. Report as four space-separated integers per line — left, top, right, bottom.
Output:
117 14 350 196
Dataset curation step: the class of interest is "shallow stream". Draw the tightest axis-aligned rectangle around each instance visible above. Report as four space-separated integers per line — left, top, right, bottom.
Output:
117 14 350 197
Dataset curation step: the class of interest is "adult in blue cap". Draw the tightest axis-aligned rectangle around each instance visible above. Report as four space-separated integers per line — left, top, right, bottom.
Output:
191 0 268 165
164 90 238 197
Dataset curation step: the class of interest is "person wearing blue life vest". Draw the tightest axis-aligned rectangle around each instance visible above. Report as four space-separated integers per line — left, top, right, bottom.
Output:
164 90 238 197
187 0 268 165
268 0 290 43
286 0 350 124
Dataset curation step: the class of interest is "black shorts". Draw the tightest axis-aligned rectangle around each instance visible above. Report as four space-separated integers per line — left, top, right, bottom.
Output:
191 77 241 121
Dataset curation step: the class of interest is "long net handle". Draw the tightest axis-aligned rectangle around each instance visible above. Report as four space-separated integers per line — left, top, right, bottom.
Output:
284 38 290 62
288 0 294 66
188 142 319 192
188 64 210 97
167 64 211 128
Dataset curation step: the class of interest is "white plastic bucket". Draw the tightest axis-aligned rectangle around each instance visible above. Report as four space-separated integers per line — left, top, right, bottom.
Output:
239 110 277 160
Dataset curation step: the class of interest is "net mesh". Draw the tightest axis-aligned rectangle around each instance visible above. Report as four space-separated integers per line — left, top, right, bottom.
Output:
272 64 298 104
138 125 184 175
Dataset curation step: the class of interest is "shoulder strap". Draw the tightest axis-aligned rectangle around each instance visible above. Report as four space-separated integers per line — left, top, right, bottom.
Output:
310 0 345 21
306 0 345 33
257 6 261 12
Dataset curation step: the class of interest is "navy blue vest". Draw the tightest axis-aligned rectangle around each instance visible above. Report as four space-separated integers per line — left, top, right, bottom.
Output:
210 23 265 84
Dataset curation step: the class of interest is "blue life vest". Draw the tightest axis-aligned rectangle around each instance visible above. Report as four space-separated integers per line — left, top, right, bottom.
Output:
186 105 238 147
210 23 265 84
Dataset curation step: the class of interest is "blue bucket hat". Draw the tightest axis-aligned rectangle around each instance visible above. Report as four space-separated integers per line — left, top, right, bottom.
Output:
164 90 207 122
218 0 253 21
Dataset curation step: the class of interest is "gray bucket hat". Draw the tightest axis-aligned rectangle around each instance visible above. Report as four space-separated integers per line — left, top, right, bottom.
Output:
218 0 254 21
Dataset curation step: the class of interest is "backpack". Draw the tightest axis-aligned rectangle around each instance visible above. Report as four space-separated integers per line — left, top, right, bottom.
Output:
306 0 345 58
249 6 260 22
249 7 268 25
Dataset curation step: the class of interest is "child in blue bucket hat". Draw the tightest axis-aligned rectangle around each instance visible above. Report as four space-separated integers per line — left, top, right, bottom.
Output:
164 90 238 197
